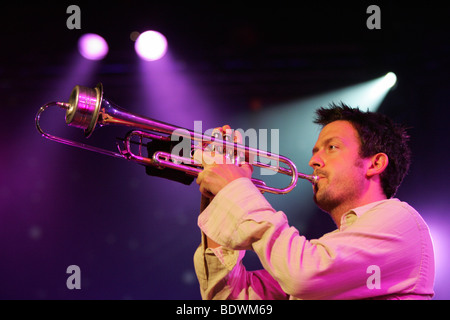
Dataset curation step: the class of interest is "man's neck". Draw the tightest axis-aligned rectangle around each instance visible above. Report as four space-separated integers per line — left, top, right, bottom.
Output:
330 193 387 229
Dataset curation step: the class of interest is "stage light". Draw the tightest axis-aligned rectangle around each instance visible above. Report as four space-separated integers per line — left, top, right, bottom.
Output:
366 72 397 107
384 72 397 88
135 30 168 61
426 216 450 299
78 33 109 61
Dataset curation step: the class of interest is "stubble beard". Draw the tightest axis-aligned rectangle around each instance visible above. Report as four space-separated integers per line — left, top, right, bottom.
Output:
313 182 342 215
313 159 366 215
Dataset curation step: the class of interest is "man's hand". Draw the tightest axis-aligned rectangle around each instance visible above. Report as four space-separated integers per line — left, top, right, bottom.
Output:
196 162 253 198
195 125 253 199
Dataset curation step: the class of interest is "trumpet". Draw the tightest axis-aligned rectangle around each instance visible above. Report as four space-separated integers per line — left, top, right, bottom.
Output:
35 83 318 194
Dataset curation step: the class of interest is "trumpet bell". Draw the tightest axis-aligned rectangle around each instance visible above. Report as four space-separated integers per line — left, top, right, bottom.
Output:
65 83 104 137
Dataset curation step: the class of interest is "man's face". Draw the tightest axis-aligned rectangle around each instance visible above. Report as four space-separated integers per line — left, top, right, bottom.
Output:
309 120 368 213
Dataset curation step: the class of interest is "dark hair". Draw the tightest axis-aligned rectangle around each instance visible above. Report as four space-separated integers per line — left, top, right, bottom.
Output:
314 102 411 198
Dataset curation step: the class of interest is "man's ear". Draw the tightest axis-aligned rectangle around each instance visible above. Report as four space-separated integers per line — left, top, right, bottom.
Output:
366 153 389 177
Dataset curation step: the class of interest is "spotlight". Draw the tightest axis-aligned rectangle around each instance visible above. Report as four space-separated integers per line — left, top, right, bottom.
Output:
78 33 109 61
366 72 397 108
383 72 397 89
135 30 168 61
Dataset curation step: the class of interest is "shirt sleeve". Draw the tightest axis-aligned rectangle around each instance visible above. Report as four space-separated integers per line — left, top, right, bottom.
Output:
193 232 289 300
197 178 434 300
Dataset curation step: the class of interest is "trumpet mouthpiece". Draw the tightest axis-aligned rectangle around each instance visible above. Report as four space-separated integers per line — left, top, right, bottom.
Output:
298 173 319 184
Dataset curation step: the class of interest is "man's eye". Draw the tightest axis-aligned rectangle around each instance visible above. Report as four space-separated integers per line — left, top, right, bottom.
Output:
328 145 338 150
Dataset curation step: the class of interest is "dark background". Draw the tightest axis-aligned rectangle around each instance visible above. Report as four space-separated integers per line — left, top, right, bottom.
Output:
0 1 449 299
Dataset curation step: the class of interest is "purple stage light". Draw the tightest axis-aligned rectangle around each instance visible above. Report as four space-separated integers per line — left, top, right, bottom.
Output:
427 217 450 299
135 30 168 61
78 33 109 61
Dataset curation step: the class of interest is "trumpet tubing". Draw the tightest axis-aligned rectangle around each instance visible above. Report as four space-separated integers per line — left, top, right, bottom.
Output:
35 83 318 194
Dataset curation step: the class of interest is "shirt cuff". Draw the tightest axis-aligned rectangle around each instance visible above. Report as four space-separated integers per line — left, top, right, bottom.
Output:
199 230 244 272
208 246 245 271
198 177 277 250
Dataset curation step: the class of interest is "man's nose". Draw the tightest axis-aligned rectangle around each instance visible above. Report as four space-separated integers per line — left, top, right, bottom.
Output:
308 153 323 169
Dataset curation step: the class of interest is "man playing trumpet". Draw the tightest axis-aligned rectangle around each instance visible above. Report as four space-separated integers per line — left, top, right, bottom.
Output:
193 102 435 300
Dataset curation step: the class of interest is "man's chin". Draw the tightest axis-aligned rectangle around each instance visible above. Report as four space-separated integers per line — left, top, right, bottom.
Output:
313 192 337 214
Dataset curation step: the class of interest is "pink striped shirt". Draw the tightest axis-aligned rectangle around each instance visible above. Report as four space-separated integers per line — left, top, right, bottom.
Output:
194 178 435 300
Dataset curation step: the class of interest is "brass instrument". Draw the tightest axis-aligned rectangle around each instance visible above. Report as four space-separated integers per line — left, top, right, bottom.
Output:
35 83 317 194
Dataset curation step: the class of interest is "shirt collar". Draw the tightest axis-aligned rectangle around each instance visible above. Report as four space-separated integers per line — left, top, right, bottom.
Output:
339 198 399 230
